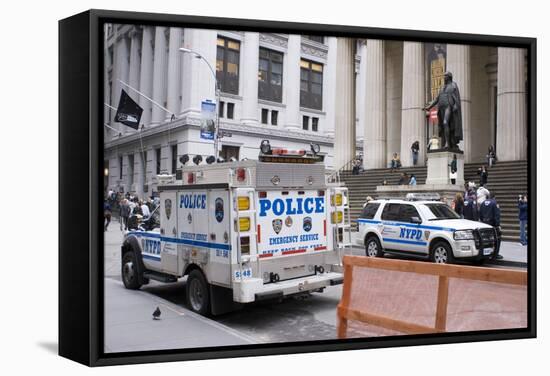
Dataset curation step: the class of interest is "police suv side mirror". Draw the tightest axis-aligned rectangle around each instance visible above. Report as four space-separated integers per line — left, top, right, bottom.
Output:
411 216 422 224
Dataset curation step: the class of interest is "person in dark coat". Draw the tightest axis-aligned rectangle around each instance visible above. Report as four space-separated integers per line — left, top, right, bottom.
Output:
478 165 488 187
453 193 464 218
463 195 478 221
518 195 528 246
449 154 458 184
411 141 420 166
104 200 112 231
479 194 502 260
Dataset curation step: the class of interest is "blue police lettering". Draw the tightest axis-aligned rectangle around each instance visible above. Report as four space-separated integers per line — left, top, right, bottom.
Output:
179 194 206 209
272 199 285 216
285 198 296 215
259 197 325 217
143 238 160 255
400 228 422 240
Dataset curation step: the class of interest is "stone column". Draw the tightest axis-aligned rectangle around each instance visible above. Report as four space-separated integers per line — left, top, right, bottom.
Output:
364 40 386 169
113 34 130 134
180 29 217 117
357 40 368 144
285 34 301 131
166 27 183 120
152 27 168 125
400 42 425 166
240 32 260 126
323 37 338 137
333 38 356 170
447 44 471 161
126 28 141 134
139 27 154 127
496 47 527 161
128 28 141 94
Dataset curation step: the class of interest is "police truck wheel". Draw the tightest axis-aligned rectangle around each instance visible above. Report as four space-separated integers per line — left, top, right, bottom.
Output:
365 236 383 258
430 241 454 264
122 251 142 290
186 270 210 315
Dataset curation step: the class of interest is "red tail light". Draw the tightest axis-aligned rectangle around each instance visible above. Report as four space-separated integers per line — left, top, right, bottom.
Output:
257 224 261 243
323 219 326 236
258 191 267 198
318 190 325 196
187 172 195 184
236 168 246 182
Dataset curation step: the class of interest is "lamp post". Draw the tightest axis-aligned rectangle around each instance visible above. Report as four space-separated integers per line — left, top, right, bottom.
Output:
179 47 221 158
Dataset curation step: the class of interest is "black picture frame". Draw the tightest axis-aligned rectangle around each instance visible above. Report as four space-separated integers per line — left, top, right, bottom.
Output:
59 9 537 367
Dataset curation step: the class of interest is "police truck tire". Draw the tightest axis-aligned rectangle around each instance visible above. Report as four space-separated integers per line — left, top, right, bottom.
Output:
365 236 383 258
186 270 211 315
122 251 142 290
430 241 454 264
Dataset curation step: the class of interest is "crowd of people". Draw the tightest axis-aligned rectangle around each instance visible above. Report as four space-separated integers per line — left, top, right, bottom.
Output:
104 189 160 232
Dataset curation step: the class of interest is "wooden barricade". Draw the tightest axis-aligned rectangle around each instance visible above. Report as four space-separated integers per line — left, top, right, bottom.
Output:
337 256 527 338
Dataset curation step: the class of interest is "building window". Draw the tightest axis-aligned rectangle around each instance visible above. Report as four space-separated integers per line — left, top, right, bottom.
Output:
261 108 269 124
258 48 283 103
220 145 240 161
271 110 278 126
216 37 240 95
312 117 319 132
171 144 177 175
155 148 161 175
302 115 309 131
227 102 235 119
219 101 225 118
304 35 324 44
300 59 323 110
119 156 123 180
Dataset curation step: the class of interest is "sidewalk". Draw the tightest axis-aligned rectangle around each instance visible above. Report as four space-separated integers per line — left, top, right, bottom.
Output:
103 218 255 353
349 231 527 267
104 279 255 353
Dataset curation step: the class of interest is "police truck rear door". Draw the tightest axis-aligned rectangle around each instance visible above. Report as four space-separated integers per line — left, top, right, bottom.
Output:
256 190 327 259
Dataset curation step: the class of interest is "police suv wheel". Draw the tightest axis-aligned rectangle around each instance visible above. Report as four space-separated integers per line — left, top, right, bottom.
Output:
122 251 142 290
431 241 454 264
365 236 383 258
186 270 211 315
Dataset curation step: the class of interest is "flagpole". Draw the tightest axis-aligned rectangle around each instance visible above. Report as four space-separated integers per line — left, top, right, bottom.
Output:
103 123 119 133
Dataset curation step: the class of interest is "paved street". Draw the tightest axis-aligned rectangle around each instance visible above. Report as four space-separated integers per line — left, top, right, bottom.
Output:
103 216 528 350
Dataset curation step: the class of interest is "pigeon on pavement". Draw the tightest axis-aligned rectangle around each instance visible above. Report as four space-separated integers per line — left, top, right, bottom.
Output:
152 306 161 320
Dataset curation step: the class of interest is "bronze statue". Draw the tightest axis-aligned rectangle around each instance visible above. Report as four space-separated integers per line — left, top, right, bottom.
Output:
423 71 463 150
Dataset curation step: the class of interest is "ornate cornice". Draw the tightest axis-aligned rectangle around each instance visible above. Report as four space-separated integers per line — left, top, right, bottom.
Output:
259 33 288 48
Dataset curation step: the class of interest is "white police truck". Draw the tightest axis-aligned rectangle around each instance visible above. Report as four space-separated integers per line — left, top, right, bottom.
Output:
357 196 498 264
121 141 350 315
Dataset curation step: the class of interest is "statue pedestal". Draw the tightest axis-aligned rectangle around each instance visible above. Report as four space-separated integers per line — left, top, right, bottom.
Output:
425 149 464 187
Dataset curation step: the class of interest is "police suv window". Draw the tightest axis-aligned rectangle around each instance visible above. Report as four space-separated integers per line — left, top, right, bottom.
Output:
381 203 401 221
360 203 380 219
398 204 420 223
425 203 460 220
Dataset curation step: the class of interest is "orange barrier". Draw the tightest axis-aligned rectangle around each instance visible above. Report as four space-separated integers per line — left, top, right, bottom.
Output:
337 256 528 338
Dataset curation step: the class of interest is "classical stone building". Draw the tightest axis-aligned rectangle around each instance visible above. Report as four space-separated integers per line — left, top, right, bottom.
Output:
103 24 527 197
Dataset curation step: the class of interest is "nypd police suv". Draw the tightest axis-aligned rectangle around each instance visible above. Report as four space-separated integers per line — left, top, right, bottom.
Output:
120 141 349 316
357 195 498 264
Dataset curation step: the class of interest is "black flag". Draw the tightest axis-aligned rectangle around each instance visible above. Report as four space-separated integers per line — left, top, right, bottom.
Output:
115 89 143 130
